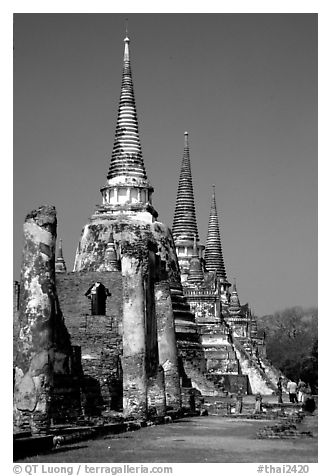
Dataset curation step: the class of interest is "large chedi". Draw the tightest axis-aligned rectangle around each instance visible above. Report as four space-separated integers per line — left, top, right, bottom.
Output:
71 34 213 407
56 34 185 419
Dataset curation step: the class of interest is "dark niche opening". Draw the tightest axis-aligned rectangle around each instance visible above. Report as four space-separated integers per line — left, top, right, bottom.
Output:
85 282 111 316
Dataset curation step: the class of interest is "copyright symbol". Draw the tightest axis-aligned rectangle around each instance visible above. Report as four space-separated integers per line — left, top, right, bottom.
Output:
13 466 22 474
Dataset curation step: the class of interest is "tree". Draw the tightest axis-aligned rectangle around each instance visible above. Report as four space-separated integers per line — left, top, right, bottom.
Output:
258 307 318 392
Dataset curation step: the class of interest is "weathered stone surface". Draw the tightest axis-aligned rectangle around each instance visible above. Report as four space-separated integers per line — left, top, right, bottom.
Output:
121 253 148 419
60 217 178 419
15 372 37 412
147 366 166 417
73 216 181 285
155 281 181 410
14 206 78 433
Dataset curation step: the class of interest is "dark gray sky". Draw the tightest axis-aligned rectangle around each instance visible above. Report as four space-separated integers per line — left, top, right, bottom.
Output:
13 13 317 316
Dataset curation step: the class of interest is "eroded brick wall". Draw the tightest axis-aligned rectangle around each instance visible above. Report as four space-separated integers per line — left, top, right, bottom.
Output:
56 271 123 414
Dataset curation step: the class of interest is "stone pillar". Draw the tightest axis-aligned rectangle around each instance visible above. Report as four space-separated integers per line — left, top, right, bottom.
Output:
147 366 166 417
14 206 72 434
155 281 182 411
121 252 148 420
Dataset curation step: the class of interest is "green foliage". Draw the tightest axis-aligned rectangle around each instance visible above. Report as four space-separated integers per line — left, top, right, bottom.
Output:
258 307 318 393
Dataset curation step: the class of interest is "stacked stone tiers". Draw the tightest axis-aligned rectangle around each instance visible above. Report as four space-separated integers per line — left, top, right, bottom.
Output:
187 237 204 284
101 36 154 216
204 186 228 282
172 132 199 242
170 287 201 338
107 36 147 182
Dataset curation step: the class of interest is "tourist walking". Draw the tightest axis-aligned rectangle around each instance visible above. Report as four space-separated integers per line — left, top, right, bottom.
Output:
297 379 306 403
287 380 298 403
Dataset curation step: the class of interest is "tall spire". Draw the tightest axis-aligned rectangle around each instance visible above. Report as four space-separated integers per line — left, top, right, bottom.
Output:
228 279 242 315
204 186 227 280
55 239 67 274
172 132 199 242
107 34 148 183
97 33 157 221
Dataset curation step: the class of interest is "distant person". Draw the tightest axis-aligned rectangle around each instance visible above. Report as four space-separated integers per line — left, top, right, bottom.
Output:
254 393 263 414
287 380 298 403
297 379 306 403
236 387 243 414
277 377 283 403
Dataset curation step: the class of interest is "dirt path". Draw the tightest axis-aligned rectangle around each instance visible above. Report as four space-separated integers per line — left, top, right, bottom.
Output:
20 415 318 463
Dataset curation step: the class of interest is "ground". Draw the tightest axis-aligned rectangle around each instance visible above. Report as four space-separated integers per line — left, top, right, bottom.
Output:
18 413 317 463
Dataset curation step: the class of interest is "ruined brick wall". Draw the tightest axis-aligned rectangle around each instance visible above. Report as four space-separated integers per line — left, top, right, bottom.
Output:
56 271 123 413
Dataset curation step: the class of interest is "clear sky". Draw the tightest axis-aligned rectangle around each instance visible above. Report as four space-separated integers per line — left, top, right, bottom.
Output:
13 13 317 316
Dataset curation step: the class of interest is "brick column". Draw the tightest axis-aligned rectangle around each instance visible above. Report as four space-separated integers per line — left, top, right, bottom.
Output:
155 281 182 411
121 252 147 419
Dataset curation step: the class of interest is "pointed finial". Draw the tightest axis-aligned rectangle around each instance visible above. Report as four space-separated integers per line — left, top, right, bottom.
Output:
233 278 237 292
211 185 216 206
184 131 189 147
124 18 130 44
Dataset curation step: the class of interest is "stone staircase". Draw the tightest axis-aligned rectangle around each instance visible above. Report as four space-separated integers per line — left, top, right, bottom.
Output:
232 337 277 395
181 360 221 397
170 287 199 336
258 356 288 389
